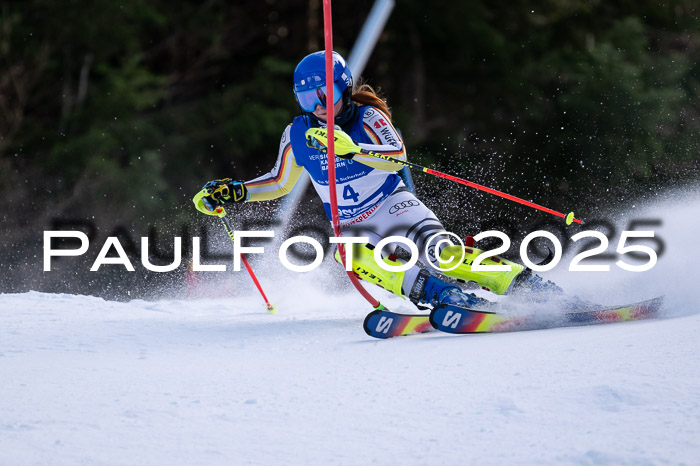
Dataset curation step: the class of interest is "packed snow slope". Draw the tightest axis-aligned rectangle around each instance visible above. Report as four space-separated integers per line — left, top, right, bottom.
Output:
1 190 699 465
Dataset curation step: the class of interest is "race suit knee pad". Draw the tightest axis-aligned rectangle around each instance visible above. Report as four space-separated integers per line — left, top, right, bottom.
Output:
438 245 525 295
333 243 405 297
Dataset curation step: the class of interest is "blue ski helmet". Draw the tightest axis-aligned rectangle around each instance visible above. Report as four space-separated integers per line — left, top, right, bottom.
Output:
293 51 353 113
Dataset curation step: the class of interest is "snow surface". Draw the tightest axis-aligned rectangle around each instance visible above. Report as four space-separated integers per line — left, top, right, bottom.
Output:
2 190 700 465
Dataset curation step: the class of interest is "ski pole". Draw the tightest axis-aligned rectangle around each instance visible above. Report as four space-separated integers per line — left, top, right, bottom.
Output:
360 150 583 225
215 206 277 313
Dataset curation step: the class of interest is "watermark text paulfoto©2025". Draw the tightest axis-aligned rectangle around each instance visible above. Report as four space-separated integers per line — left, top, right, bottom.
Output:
43 228 660 274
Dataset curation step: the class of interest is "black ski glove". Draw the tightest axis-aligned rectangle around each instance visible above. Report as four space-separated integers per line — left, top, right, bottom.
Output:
201 179 248 211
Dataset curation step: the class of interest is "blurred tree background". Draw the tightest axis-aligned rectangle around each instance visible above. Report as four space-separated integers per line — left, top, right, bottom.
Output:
1 0 699 297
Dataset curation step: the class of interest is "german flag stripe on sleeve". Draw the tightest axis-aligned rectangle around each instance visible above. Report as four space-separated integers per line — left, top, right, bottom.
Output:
247 144 293 188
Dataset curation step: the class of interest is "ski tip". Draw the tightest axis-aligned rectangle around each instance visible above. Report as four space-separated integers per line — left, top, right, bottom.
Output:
648 295 665 312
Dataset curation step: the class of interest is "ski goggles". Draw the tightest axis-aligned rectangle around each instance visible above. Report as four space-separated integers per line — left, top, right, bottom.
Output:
295 82 343 113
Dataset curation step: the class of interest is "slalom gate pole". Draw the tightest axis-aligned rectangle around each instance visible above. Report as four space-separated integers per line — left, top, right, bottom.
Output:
360 150 583 225
218 212 277 313
323 0 383 310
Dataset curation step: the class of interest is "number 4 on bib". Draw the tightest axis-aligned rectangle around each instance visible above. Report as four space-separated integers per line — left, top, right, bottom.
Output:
343 185 360 202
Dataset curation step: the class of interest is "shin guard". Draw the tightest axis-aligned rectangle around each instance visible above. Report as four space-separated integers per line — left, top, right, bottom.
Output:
334 243 406 297
438 245 524 295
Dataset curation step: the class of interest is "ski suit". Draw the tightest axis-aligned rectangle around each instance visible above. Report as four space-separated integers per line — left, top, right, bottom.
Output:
244 104 447 291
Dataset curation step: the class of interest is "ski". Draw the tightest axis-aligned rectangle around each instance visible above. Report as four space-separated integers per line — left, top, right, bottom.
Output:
363 296 664 339
363 309 435 339
429 296 664 334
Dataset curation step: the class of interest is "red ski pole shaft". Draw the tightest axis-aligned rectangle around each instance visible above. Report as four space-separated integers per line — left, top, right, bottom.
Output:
360 150 583 225
219 215 276 312
240 254 272 306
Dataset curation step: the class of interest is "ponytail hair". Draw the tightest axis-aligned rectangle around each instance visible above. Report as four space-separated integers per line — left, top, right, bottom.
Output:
351 82 392 122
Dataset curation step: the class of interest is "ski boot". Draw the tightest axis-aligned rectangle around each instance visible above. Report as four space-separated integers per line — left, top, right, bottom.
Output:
408 269 489 309
335 242 490 309
438 243 564 299
438 244 524 295
509 267 563 300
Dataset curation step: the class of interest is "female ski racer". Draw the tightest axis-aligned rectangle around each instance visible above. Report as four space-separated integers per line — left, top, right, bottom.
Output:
195 51 559 308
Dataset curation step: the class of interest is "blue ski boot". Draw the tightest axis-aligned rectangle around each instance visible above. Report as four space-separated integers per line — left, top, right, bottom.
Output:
509 268 563 300
408 269 488 309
